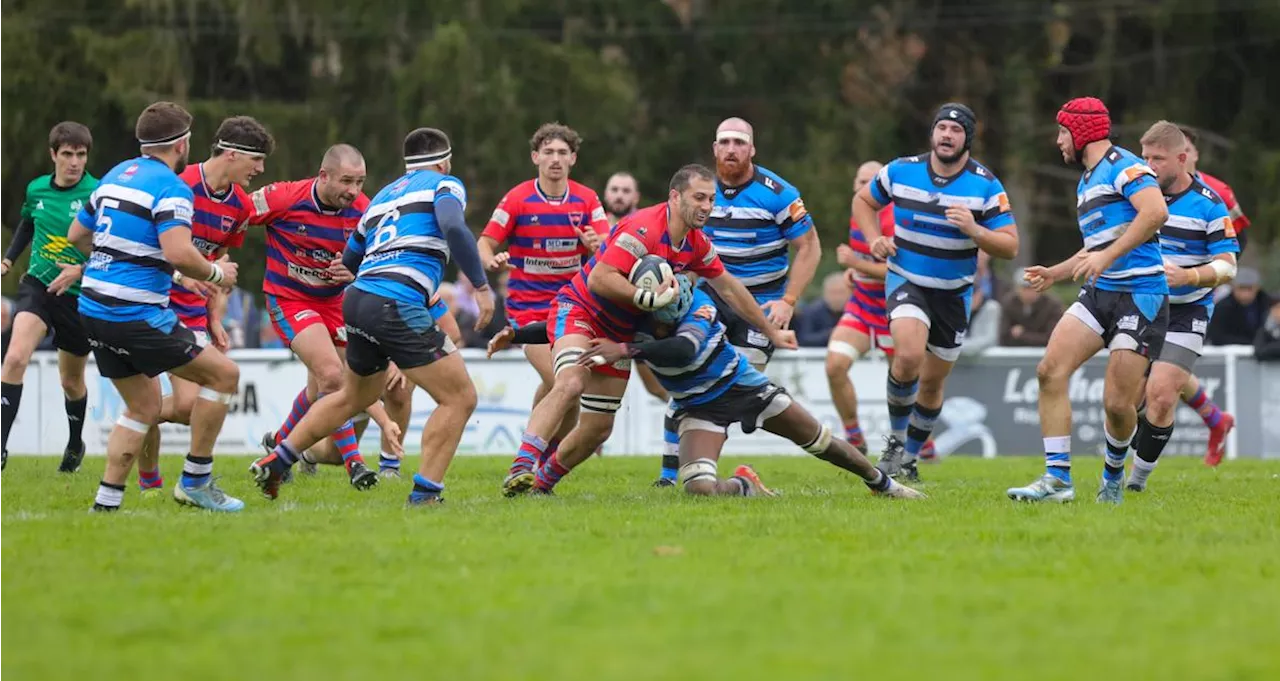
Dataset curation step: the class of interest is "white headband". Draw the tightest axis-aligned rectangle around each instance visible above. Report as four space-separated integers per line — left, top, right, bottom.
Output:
405 148 452 170
139 129 192 148
715 130 752 144
215 139 267 157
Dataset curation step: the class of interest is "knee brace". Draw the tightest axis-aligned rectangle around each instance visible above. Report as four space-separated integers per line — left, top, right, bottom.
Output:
678 457 719 490
800 424 833 455
554 347 585 376
196 387 237 405
580 393 622 414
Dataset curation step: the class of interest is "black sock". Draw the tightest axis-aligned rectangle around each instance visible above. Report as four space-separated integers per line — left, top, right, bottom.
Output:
1134 417 1174 464
65 395 87 449
1 382 23 453
661 453 678 473
864 469 891 492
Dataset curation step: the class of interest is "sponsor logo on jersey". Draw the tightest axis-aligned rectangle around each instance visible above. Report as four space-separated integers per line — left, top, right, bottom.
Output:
616 233 648 259
544 238 580 252
1118 314 1139 331
294 309 320 322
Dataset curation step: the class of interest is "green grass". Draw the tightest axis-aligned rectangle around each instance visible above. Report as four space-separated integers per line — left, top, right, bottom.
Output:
4 454 1279 681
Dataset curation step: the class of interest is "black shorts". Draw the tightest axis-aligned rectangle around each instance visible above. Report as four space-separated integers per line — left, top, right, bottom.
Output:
15 274 91 356
1156 303 1210 372
703 285 774 367
80 314 205 379
884 279 971 362
343 287 455 377
1065 286 1169 358
668 381 793 437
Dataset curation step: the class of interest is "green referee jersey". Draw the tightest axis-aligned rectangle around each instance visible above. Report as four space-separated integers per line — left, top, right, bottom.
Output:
19 172 98 296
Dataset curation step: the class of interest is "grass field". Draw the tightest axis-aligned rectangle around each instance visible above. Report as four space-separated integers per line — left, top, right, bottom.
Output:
3 454 1279 681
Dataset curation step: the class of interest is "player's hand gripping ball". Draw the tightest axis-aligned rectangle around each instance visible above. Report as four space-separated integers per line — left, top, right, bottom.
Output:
630 255 678 310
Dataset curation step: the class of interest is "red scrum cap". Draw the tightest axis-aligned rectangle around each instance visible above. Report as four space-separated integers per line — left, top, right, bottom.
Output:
1056 97 1111 151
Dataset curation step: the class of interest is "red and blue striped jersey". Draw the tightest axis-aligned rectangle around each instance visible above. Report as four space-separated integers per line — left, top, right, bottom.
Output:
169 163 252 326
482 179 609 325
248 178 369 301
559 203 725 340
847 205 896 321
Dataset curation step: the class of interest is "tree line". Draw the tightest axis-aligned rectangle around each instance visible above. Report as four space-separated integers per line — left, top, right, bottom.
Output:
4 0 1278 298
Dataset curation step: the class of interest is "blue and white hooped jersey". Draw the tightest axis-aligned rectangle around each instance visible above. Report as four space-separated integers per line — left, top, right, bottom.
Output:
868 155 1014 293
1075 145 1166 294
636 288 766 408
703 165 813 303
348 169 464 307
77 156 194 326
1160 177 1238 307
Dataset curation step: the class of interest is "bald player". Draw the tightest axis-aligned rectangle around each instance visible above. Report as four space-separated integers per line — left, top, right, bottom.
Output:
654 117 820 486
247 144 398 490
825 160 897 454
603 172 640 228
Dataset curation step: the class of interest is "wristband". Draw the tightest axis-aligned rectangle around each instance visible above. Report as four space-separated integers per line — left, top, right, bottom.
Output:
633 289 656 310
1189 267 1200 286
205 263 224 284
173 271 185 284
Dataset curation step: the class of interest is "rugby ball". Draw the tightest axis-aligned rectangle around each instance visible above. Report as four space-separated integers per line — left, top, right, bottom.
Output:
629 255 675 293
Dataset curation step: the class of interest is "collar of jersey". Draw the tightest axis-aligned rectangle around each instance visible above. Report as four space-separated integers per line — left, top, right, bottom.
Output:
716 167 756 197
533 180 569 205
198 163 232 203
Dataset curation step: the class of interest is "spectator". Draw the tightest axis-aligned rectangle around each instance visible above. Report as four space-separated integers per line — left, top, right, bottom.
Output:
1254 299 1280 360
1207 267 1272 345
795 273 849 347
999 268 1064 347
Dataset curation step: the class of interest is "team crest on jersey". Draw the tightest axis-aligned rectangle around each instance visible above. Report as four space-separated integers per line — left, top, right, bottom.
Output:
568 211 584 229
220 215 236 232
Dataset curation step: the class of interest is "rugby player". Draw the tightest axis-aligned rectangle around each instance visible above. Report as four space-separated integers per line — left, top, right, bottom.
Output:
503 164 796 497
1008 97 1169 503
653 118 819 486
1125 122 1238 492
854 103 1019 482
490 276 923 499
251 128 492 505
478 123 609 477
603 171 640 228
66 102 245 512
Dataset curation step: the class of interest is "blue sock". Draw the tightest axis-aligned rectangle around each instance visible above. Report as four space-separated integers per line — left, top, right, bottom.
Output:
904 403 941 462
660 415 679 480
886 373 918 442
410 473 444 501
1102 425 1133 482
379 452 401 471
274 441 299 466
1044 436 1071 483
180 454 212 488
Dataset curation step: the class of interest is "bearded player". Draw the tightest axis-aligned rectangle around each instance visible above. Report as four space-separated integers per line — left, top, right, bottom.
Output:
855 103 1019 483
479 123 609 479
130 116 273 494
653 118 819 486
491 275 922 499
503 164 796 496
1008 97 1169 504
